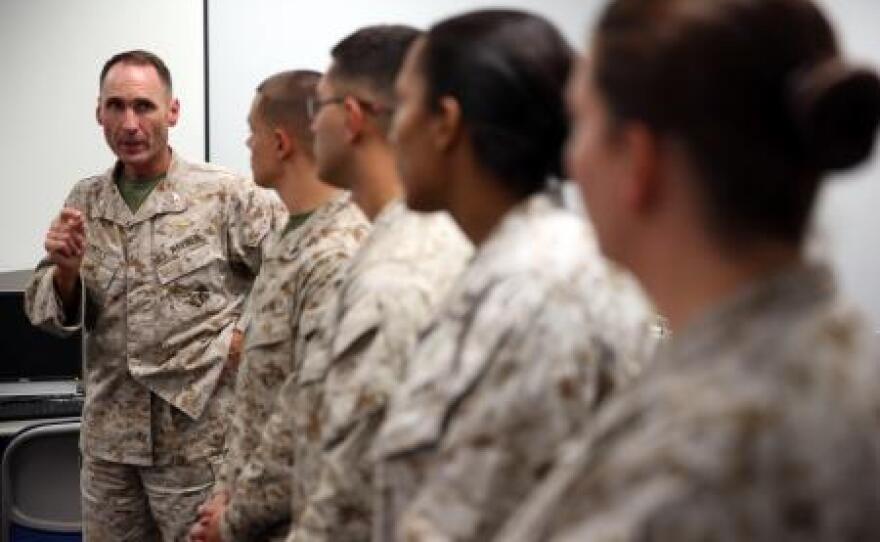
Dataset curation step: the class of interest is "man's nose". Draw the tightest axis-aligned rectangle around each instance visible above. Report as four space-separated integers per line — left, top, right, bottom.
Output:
122 107 139 131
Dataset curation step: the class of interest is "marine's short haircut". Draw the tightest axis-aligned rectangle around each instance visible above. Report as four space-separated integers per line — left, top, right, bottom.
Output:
329 24 421 107
100 50 172 93
256 70 322 157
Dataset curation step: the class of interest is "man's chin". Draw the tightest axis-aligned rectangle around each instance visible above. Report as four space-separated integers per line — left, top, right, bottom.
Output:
116 149 146 161
404 193 442 214
115 149 156 168
316 164 347 190
252 176 273 189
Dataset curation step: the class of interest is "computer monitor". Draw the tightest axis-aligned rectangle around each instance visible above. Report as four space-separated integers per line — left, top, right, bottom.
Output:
0 272 82 383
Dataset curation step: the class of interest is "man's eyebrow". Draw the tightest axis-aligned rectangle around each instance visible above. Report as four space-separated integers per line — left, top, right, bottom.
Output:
102 96 157 105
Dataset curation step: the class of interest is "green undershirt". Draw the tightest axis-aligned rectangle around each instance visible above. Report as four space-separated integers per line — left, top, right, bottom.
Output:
116 174 165 213
282 211 315 237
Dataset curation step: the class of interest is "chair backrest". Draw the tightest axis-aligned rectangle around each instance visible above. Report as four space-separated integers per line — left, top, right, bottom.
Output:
1 421 81 542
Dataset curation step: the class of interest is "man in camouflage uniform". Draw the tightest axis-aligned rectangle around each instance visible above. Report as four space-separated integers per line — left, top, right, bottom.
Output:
263 26 470 541
24 50 284 541
373 190 659 542
188 71 371 542
495 264 880 541
178 26 470 542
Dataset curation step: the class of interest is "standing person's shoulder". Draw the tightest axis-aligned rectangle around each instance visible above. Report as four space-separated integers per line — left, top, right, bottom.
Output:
169 154 250 192
399 207 472 258
170 155 284 216
63 166 118 212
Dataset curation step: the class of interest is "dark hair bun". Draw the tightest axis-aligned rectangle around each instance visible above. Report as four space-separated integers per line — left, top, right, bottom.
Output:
790 60 880 172
424 10 572 196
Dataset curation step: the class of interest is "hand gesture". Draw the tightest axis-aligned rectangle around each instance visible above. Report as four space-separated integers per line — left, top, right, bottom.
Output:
45 207 85 299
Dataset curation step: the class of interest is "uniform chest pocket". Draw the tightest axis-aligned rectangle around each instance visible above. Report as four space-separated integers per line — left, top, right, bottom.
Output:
156 244 221 285
246 306 292 349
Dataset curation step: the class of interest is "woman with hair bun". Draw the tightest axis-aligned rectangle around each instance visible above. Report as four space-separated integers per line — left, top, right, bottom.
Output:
373 9 658 541
496 0 880 540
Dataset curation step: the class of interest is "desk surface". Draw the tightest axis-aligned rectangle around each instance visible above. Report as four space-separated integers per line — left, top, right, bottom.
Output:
0 270 31 291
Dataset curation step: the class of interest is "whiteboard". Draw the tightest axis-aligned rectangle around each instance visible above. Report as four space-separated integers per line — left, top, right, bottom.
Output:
217 0 878 327
0 0 206 273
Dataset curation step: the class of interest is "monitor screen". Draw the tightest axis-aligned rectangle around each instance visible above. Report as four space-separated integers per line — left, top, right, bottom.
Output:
0 289 82 382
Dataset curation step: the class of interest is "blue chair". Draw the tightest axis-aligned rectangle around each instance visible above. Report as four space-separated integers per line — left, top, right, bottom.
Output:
1 421 81 542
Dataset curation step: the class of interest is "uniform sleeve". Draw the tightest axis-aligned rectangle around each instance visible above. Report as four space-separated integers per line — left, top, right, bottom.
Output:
488 434 594 542
487 381 674 542
219 251 353 541
291 274 438 541
214 389 241 494
225 180 286 277
219 375 297 541
495 383 880 542
491 413 723 542
397 283 616 541
23 185 89 336
23 260 82 336
215 282 262 491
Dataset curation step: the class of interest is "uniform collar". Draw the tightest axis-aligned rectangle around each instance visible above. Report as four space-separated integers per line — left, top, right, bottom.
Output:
659 262 836 370
271 192 355 260
90 150 189 226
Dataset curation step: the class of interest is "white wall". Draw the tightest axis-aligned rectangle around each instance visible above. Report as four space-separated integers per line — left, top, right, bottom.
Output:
814 0 880 327
207 0 602 177
0 0 205 272
216 0 880 327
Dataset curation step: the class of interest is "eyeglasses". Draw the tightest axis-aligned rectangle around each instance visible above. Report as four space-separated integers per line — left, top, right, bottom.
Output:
306 95 391 120
306 96 345 119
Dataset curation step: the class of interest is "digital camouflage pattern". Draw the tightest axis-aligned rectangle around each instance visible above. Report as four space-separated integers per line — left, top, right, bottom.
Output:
81 453 221 541
276 200 472 542
24 152 285 466
496 263 880 542
216 194 369 541
374 192 659 541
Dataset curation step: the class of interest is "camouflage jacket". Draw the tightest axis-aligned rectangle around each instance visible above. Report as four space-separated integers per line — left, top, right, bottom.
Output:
373 192 659 541
215 194 369 540
24 152 285 466
264 200 470 542
496 263 880 542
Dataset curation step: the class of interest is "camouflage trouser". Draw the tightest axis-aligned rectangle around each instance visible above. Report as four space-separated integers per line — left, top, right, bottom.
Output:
81 454 220 541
